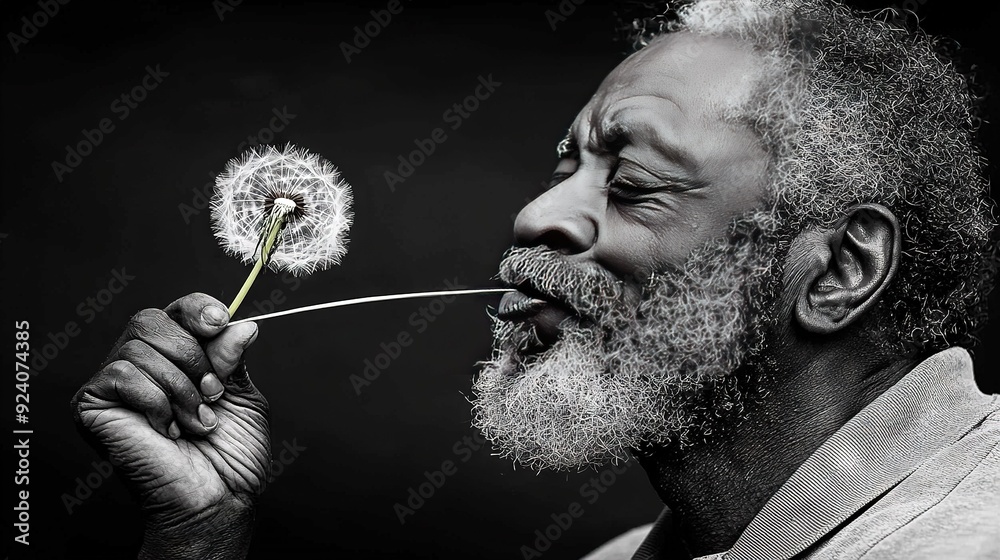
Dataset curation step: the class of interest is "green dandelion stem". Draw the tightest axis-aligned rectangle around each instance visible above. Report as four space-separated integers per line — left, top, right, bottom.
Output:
228 206 292 317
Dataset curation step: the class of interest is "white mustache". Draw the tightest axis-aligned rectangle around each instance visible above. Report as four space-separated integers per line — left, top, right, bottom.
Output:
496 246 629 322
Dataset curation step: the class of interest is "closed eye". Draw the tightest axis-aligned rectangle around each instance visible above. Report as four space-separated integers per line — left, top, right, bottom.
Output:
609 176 660 200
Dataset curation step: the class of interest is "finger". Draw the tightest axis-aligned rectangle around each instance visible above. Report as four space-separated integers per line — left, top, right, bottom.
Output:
109 308 213 378
73 360 175 439
164 292 231 338
205 322 259 384
117 340 219 435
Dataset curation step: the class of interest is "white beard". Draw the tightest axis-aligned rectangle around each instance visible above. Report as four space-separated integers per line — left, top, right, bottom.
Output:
471 212 783 471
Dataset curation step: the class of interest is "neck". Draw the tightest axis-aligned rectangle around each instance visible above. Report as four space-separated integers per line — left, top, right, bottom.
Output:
637 344 919 557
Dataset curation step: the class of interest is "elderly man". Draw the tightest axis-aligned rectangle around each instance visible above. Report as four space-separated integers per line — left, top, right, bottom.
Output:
72 0 998 558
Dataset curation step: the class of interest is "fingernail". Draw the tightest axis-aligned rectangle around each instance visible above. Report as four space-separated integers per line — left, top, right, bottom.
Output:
202 306 229 327
201 373 225 402
198 404 218 429
168 420 181 439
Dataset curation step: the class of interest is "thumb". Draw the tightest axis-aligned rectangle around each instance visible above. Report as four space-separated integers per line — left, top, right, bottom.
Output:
205 322 259 382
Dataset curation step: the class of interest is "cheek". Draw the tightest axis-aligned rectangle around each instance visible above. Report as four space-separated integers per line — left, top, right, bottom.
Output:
592 215 697 283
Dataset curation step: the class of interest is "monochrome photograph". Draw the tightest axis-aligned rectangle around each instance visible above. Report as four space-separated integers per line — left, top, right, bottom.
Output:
3 0 998 558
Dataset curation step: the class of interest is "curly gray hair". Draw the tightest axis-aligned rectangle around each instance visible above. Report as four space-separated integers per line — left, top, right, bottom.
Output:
627 0 997 356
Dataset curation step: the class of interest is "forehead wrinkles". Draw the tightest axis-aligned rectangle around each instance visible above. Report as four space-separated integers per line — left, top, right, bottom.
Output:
631 34 764 116
565 35 764 157
569 95 694 165
571 97 665 154
604 96 685 136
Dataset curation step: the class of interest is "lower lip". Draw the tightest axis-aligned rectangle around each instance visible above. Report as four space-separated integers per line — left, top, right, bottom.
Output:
498 291 573 345
498 291 546 320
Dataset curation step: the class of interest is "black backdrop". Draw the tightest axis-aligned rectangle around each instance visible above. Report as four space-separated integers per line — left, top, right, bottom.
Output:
2 1 997 558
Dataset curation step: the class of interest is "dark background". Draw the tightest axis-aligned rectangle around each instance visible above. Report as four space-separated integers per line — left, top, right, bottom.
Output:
2 0 997 558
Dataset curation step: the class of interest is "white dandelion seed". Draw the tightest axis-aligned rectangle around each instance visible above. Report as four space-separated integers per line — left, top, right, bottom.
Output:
211 143 353 316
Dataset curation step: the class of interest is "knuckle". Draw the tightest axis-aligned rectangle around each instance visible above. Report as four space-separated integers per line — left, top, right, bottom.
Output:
176 375 198 398
191 291 223 305
146 389 172 412
162 371 199 405
105 359 138 379
177 345 207 373
117 339 152 361
128 308 168 337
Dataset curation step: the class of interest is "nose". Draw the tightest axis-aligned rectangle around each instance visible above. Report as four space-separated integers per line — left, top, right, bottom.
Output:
513 175 599 254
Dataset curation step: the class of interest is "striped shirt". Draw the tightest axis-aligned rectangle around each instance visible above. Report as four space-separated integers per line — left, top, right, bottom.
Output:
584 347 1000 560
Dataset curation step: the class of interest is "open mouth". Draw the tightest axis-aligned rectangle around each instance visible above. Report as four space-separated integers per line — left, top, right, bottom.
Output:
497 282 576 350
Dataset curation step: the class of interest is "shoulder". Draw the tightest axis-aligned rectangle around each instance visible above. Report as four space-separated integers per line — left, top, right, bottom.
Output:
581 524 654 560
861 410 1000 558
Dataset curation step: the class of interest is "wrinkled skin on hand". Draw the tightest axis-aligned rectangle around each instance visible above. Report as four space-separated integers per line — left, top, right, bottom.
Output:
71 293 271 559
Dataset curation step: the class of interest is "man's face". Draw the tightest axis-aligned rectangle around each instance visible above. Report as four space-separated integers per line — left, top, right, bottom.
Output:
471 33 785 470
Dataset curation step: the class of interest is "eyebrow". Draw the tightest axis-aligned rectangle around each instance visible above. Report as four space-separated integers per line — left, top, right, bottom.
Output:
558 118 698 174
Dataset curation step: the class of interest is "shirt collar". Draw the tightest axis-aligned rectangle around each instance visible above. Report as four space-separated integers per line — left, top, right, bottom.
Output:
634 347 996 560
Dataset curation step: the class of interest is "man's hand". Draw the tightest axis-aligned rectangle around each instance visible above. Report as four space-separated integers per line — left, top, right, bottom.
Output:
71 293 270 560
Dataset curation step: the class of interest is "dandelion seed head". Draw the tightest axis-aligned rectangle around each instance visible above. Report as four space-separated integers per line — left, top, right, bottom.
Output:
210 143 353 276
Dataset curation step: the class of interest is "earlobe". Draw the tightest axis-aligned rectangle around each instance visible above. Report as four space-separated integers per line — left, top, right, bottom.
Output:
794 204 901 335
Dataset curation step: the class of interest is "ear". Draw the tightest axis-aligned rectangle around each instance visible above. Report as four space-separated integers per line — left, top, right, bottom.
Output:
793 204 901 334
